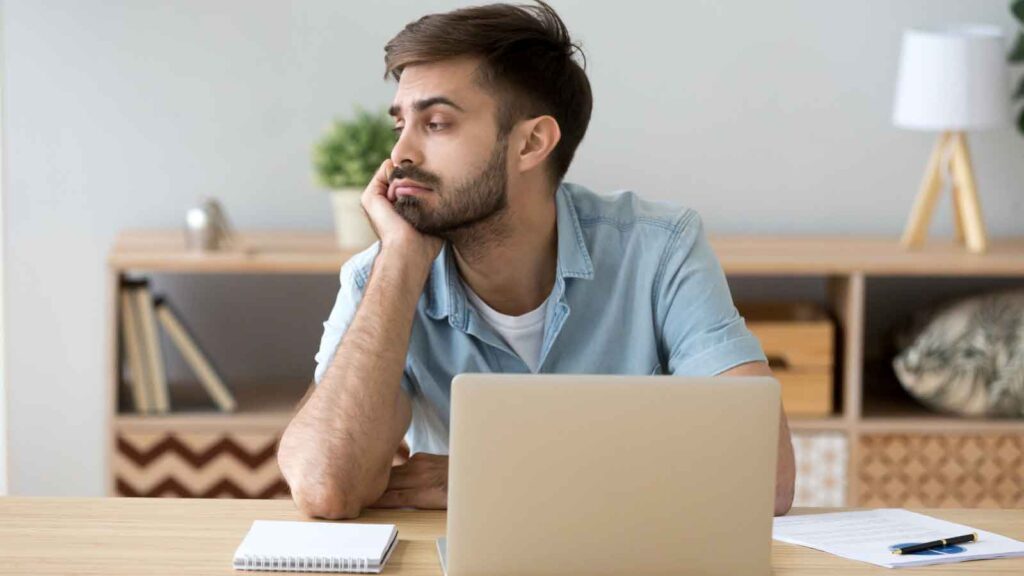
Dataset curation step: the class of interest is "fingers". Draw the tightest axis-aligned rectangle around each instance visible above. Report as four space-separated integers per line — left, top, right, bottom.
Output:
357 160 443 261
372 486 447 510
383 464 419 490
379 159 396 202
385 464 436 490
364 159 394 201
361 160 400 232
378 158 394 185
384 454 447 490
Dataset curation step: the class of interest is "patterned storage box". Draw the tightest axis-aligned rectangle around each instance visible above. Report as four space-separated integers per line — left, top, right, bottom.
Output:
856 433 1024 508
114 430 290 499
792 431 848 507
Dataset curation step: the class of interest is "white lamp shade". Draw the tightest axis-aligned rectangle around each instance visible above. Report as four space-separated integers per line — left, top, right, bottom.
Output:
892 25 1011 131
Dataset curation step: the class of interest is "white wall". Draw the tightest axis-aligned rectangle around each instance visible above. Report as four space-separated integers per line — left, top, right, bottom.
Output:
0 2 7 496
3 0 1023 495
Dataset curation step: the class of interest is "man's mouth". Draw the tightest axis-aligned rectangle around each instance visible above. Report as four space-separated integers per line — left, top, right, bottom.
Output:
390 179 434 200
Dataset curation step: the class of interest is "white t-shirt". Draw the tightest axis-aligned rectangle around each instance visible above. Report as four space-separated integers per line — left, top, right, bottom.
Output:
463 282 549 373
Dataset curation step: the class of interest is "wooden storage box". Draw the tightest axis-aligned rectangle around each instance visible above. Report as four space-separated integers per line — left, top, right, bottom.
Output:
857 433 1024 508
738 302 835 417
114 428 290 499
792 431 848 506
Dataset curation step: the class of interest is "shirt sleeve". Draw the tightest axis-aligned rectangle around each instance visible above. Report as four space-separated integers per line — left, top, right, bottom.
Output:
312 256 416 396
655 210 766 375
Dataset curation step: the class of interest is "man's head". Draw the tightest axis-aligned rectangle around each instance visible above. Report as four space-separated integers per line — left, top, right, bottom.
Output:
383 1 592 237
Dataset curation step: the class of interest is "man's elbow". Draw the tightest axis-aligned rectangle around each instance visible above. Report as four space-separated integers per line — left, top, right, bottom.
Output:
774 491 794 516
288 480 364 520
773 469 796 516
277 433 366 519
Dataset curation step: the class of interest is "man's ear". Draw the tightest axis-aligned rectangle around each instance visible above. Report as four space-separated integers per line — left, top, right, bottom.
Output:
513 115 561 175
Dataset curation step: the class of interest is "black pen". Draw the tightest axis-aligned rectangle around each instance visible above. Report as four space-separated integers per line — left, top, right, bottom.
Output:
890 533 979 555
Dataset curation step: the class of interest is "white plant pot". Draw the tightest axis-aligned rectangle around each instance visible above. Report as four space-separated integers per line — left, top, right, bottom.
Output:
330 188 377 250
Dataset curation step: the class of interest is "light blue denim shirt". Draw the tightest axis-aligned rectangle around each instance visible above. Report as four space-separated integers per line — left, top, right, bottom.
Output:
313 182 766 454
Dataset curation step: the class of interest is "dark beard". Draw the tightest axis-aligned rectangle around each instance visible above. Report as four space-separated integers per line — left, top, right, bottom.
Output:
392 140 508 238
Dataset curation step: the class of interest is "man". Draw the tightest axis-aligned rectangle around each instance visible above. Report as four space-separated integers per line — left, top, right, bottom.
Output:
278 1 795 520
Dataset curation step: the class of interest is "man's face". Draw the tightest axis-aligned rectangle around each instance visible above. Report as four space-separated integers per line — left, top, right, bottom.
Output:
387 57 510 236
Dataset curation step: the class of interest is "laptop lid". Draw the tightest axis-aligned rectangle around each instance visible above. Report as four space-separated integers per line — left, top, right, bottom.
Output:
445 374 779 576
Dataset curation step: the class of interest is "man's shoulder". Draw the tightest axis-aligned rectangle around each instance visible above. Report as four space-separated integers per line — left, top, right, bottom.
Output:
561 181 704 247
562 182 699 236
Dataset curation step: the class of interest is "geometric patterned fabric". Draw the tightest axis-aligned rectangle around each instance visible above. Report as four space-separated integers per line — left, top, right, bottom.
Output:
856 433 1024 508
793 431 848 507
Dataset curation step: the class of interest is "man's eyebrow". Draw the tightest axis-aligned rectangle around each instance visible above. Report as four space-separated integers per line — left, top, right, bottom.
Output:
388 96 466 118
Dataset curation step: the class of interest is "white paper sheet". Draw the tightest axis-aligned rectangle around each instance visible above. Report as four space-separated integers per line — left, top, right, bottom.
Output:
772 509 1024 568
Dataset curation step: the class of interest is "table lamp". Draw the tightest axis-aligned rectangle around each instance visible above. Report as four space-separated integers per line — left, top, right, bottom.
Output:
893 25 1011 254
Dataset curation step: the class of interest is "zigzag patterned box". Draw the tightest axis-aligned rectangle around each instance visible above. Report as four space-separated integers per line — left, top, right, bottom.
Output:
114 430 290 499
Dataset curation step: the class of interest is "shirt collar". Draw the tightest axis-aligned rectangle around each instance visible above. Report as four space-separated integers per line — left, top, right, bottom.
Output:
424 182 594 323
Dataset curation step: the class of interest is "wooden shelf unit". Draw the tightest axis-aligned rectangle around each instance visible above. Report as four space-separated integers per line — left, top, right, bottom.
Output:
106 230 1024 505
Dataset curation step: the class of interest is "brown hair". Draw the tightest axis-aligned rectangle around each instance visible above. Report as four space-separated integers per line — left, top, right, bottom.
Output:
384 1 592 184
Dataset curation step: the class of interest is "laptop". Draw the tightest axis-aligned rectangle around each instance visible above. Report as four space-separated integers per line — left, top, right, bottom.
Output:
438 373 780 576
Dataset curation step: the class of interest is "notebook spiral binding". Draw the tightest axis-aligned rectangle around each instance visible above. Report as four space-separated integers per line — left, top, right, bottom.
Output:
236 554 371 572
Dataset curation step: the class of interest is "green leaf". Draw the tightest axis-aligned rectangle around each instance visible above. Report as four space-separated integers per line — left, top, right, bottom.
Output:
1012 33 1024 63
1014 0 1024 24
1017 75 1024 100
1018 106 1024 135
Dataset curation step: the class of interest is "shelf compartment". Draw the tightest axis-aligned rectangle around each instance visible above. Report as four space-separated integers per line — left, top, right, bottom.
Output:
116 380 309 433
860 362 1024 433
740 301 836 417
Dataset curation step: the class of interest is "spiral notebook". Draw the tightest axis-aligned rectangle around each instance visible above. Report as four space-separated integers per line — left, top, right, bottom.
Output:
233 520 398 573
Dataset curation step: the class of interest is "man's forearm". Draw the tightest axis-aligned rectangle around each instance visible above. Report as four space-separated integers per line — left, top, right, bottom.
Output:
717 361 796 516
774 407 796 516
278 247 428 518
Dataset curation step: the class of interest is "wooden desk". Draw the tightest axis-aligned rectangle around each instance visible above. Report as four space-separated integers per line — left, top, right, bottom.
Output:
2 498 1022 575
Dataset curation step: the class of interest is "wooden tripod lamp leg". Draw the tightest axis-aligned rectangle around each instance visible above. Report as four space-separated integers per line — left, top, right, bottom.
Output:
951 183 965 244
949 148 965 244
901 132 950 249
949 132 988 254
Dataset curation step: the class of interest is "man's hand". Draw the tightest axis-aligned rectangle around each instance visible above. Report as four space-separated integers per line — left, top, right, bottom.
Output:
370 453 449 510
361 159 442 264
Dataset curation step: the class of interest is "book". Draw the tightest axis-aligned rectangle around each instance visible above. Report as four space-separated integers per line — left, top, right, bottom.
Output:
134 281 170 413
119 284 152 413
232 520 398 573
154 296 237 412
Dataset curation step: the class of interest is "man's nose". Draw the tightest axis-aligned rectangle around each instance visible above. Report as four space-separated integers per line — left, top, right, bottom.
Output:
390 128 423 167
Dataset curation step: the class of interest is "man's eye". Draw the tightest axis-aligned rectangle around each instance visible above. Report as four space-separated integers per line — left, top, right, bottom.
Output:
426 122 448 131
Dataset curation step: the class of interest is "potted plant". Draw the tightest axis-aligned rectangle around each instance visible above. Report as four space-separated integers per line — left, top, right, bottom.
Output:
1013 0 1024 133
313 108 396 250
